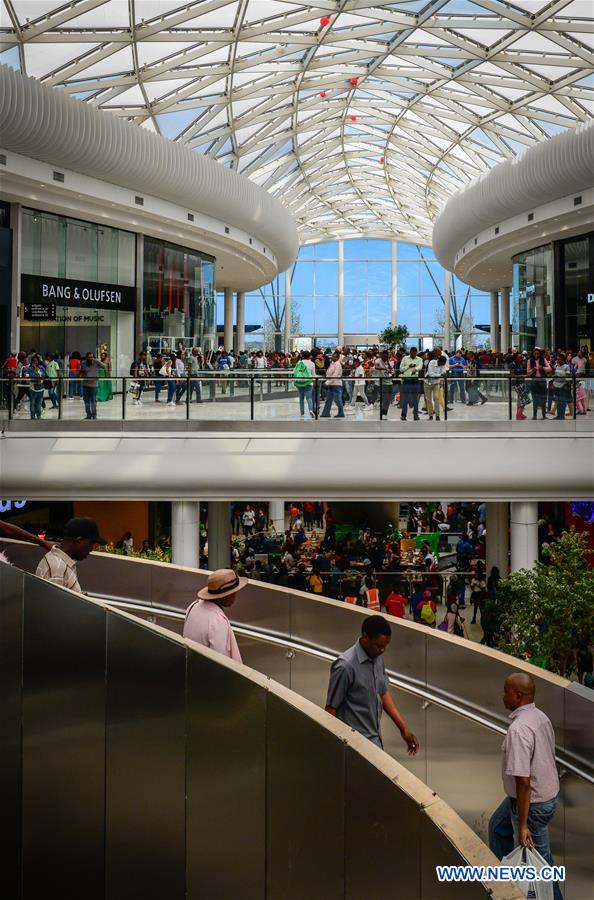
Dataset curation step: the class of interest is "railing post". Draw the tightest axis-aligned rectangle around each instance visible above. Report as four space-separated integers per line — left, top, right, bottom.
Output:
508 373 513 421
58 375 62 420
379 376 384 421
443 374 448 421
250 376 254 421
186 376 190 420
573 375 577 420
8 379 12 421
314 377 319 420
122 377 126 421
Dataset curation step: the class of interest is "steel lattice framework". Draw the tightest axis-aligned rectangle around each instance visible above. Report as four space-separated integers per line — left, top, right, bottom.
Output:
1 0 592 245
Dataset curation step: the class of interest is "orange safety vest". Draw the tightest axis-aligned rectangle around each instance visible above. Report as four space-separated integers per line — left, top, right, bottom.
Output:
345 596 357 605
367 588 380 611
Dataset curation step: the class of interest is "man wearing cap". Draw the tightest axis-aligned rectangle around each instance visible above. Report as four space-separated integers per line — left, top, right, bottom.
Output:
183 569 247 662
35 517 107 593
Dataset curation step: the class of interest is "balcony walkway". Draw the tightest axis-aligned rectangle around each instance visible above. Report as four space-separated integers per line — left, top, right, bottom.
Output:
2 419 592 501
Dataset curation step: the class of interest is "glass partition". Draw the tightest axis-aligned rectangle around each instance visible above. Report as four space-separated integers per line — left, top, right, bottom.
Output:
512 243 553 351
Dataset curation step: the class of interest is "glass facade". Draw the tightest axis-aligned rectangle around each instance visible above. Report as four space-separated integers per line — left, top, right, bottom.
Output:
143 236 216 354
512 244 553 351
217 239 490 350
558 233 593 351
20 209 136 374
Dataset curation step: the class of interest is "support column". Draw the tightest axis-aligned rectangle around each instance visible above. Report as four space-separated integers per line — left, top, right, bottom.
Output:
268 500 285 536
337 239 344 347
208 501 231 570
490 290 500 352
443 270 451 352
223 286 233 352
391 240 397 327
510 502 539 573
500 286 510 354
235 290 245 352
135 233 144 356
284 269 291 351
486 502 509 578
171 501 200 569
9 202 22 353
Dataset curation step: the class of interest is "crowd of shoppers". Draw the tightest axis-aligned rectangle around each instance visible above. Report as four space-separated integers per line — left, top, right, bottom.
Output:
2 342 591 421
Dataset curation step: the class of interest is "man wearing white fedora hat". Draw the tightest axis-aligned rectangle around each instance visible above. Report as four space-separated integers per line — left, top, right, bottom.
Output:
183 568 247 662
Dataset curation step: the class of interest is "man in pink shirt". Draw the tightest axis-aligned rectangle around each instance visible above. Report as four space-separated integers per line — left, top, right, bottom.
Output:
183 568 247 662
488 672 562 900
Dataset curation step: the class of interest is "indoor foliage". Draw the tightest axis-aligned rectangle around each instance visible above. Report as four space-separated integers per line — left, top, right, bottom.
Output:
495 530 593 678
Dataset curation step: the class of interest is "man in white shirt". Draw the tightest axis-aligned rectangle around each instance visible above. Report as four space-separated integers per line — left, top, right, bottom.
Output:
349 357 371 411
35 517 107 593
489 672 563 900
399 347 423 421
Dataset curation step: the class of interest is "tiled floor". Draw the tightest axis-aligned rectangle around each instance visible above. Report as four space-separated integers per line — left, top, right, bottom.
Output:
9 391 592 425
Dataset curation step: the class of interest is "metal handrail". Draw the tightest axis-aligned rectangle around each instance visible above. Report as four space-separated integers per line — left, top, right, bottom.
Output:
95 593 593 786
2 373 585 423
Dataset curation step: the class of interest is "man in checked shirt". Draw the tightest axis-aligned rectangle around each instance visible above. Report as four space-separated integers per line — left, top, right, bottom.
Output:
489 672 563 900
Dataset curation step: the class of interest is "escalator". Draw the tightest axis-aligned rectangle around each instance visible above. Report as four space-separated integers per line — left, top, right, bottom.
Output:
3 543 592 898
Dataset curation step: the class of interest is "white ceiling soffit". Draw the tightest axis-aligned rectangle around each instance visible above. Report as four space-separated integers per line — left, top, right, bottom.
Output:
432 119 594 272
1 0 593 246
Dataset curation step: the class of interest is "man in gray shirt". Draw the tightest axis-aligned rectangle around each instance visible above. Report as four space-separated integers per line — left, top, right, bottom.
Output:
80 352 104 420
325 615 419 754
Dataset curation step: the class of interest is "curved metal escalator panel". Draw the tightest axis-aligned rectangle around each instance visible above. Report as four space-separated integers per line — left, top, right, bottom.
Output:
1 559 524 900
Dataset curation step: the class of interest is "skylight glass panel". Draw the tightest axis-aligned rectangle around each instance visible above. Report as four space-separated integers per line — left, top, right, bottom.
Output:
24 43 98 79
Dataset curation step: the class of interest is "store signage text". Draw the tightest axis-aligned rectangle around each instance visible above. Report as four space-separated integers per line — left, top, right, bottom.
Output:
21 274 136 312
0 500 27 513
24 303 56 321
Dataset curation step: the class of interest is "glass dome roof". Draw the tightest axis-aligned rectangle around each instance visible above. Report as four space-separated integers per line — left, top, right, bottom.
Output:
1 0 592 245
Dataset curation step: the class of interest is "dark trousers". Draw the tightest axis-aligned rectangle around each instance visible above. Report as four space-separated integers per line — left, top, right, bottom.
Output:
83 385 98 419
449 373 466 401
401 380 420 418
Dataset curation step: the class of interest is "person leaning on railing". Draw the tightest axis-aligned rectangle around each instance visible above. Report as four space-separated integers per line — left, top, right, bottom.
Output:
399 347 423 421
424 352 448 420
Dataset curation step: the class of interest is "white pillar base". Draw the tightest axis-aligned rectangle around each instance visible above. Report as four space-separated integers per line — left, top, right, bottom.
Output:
486 502 509 578
510 502 539 572
268 500 285 536
171 501 200 569
208 501 231 570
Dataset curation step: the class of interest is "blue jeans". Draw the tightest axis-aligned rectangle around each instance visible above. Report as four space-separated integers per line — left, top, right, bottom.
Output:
449 373 466 401
83 385 98 418
489 796 563 900
154 378 165 401
190 379 202 402
401 380 420 418
297 385 313 415
30 388 43 419
167 380 177 403
321 386 344 417
47 382 59 408
68 372 81 397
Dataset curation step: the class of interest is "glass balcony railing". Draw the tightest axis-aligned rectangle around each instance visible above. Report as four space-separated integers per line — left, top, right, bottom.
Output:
0 373 590 424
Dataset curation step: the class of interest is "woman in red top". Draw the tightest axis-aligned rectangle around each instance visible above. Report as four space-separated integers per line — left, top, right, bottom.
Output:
68 351 82 399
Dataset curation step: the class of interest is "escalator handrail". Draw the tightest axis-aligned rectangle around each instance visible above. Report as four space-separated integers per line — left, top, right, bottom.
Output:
96 593 594 786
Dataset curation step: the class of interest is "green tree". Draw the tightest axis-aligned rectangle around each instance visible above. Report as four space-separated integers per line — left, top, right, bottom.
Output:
495 530 594 677
378 324 409 349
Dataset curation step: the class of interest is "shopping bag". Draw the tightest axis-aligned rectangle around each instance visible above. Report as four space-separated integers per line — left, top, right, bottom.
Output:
501 846 554 900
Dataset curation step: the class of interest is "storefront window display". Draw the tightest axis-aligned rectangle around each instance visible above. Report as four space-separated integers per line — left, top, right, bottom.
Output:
143 237 216 354
20 209 136 374
558 233 593 352
512 244 553 351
